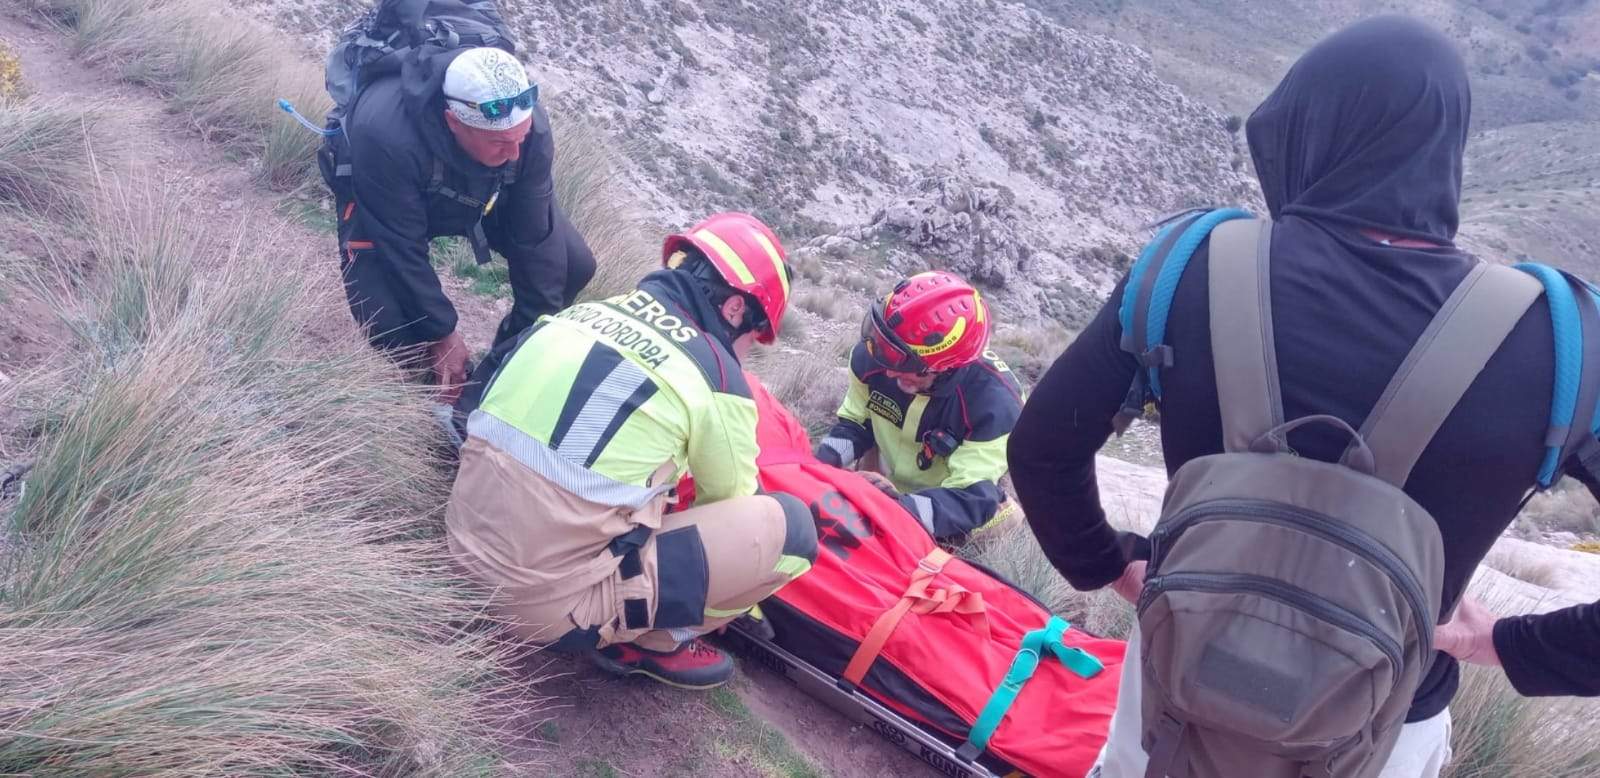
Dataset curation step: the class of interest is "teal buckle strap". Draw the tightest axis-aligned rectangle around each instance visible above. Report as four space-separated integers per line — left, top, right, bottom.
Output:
956 616 1105 763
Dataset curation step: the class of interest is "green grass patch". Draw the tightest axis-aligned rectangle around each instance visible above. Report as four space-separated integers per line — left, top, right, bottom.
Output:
429 237 512 299
280 195 337 235
573 758 620 778
705 687 823 778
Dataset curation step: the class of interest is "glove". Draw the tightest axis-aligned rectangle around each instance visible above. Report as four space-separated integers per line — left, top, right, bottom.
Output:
860 471 900 499
814 443 844 468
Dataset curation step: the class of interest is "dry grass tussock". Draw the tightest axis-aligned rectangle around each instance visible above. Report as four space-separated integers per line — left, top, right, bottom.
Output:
1516 480 1600 536
989 321 1075 388
30 0 329 190
33 0 656 286
0 179 531 775
958 523 1135 640
747 330 855 437
550 104 656 302
0 95 105 216
1443 665 1600 776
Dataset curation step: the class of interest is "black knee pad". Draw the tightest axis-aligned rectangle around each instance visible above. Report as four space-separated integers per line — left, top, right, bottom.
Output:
771 491 818 563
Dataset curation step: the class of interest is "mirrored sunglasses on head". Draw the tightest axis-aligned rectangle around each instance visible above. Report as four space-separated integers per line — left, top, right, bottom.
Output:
447 85 538 121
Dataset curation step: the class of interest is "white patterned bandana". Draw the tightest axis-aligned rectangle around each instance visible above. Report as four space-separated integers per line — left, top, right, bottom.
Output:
442 47 534 131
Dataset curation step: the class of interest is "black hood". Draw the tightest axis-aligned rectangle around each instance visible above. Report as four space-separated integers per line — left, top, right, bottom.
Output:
638 269 741 356
1246 15 1471 244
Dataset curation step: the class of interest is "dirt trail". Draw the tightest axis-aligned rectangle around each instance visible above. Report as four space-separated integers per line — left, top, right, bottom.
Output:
0 9 933 776
0 9 503 367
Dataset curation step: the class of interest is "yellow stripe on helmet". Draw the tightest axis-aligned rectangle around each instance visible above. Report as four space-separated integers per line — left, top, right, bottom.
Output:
974 290 986 323
752 231 789 297
910 316 969 357
694 228 756 285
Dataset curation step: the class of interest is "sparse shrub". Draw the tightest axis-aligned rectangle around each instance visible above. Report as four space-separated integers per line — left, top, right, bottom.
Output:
0 180 527 774
0 96 105 216
990 322 1073 387
746 336 851 436
0 42 23 99
894 8 929 34
789 251 827 284
1570 540 1600 555
1444 664 1600 777
1223 114 1243 134
839 269 881 295
958 523 1135 639
36 0 330 190
1085 245 1132 272
1517 480 1600 535
795 287 854 320
547 107 654 303
1567 87 1582 101
780 307 808 341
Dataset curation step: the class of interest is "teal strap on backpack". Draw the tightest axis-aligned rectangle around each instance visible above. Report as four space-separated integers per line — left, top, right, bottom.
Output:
955 617 1104 763
1115 207 1254 427
1514 262 1600 489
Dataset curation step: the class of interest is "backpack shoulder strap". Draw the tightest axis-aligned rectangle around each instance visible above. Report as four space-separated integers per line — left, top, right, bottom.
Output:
1207 218 1282 451
1514 263 1600 489
1352 263 1541 487
1114 207 1253 429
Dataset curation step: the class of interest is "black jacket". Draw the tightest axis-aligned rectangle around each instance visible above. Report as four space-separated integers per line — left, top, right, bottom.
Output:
1008 15 1600 721
330 45 581 346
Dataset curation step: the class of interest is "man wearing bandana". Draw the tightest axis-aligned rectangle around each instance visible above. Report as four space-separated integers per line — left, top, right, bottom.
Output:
319 46 596 405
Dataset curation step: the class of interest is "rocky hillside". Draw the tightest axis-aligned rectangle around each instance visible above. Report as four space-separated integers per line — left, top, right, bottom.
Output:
1038 0 1600 275
233 0 1259 333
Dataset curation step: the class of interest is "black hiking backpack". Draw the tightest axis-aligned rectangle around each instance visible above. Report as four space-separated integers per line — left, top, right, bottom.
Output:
324 0 517 130
297 0 522 266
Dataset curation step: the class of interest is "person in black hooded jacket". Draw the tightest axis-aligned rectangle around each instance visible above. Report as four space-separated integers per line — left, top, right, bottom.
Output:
1007 16 1600 777
319 44 596 404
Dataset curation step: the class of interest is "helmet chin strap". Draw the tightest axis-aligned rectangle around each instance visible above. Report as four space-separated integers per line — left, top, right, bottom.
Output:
683 255 765 337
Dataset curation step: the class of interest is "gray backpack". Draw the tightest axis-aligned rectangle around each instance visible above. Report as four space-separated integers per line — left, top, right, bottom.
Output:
1129 217 1554 778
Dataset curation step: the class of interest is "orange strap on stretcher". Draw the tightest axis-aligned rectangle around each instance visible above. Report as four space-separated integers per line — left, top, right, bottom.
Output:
842 547 990 686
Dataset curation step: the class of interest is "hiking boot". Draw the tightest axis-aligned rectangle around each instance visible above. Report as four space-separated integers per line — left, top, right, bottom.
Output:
590 638 734 689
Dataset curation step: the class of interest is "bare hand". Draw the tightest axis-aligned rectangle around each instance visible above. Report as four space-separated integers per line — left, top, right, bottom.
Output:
1110 560 1148 605
429 330 470 406
1435 595 1502 667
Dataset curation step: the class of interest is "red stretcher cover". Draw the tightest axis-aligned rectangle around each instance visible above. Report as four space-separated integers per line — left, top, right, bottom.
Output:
708 373 1127 777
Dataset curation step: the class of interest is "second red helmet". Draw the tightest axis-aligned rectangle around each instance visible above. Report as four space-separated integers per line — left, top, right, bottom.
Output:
862 271 992 374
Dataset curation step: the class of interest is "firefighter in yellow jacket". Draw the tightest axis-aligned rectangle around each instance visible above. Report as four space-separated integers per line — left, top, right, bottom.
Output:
815 271 1024 542
446 213 814 690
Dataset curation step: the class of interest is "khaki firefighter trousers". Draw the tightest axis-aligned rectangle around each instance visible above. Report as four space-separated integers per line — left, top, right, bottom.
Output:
446 438 817 653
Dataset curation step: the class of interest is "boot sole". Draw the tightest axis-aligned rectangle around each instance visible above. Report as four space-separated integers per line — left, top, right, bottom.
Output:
589 651 732 690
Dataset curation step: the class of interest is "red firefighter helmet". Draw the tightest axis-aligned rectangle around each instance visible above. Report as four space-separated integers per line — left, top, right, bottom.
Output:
662 212 792 344
861 271 992 374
